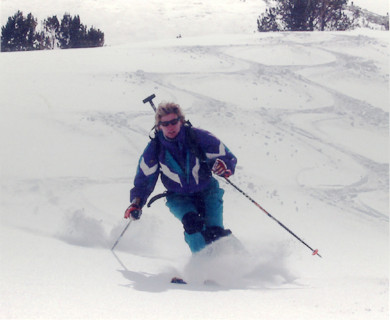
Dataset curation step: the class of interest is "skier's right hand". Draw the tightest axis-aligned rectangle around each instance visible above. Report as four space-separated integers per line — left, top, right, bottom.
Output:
124 203 142 220
212 159 232 178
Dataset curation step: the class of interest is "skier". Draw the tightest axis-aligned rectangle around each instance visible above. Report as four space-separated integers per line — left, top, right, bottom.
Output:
124 101 237 253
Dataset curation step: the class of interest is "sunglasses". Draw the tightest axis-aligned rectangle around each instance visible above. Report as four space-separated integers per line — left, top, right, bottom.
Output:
159 117 181 127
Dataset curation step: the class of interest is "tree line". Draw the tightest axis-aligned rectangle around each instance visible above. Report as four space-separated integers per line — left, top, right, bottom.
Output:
1 11 104 52
257 0 388 32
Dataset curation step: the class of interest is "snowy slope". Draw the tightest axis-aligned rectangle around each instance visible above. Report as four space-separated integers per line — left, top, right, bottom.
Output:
352 0 389 16
1 0 389 45
1 0 389 319
0 0 269 46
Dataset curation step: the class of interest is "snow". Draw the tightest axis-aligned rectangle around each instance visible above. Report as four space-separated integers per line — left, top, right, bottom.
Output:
1 1 389 319
352 0 389 15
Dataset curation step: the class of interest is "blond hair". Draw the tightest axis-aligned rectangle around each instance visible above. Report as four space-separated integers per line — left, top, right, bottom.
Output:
155 102 185 128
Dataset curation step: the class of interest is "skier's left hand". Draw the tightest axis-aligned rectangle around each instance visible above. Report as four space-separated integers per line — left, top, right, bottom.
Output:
212 159 232 178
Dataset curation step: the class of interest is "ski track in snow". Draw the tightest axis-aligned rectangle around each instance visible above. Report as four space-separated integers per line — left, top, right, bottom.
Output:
123 33 389 223
1 28 388 319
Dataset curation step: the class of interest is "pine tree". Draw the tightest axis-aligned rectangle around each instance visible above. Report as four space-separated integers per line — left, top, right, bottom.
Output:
316 0 351 31
257 0 353 32
58 13 72 49
57 14 104 49
68 15 87 48
25 13 38 49
281 0 313 31
86 27 105 47
43 16 60 49
2 11 105 51
1 11 39 51
257 7 280 32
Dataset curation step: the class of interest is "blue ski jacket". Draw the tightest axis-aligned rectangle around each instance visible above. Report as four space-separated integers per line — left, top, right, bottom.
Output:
130 125 237 207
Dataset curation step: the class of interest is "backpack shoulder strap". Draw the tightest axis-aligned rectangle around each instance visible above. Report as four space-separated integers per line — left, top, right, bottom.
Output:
148 126 161 158
184 120 208 165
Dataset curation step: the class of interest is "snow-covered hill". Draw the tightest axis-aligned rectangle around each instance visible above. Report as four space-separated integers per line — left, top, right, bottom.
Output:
1 0 389 45
1 0 389 319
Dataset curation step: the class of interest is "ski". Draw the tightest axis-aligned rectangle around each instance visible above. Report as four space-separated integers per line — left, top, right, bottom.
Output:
171 277 221 286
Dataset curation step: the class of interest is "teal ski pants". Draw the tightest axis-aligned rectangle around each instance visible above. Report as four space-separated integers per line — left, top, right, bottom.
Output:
165 178 225 253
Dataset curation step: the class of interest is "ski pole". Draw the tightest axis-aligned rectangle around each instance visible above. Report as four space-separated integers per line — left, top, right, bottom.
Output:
111 219 132 251
111 94 156 251
112 94 156 252
223 177 321 258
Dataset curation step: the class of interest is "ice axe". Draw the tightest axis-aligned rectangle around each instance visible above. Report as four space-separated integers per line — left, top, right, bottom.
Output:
143 94 156 112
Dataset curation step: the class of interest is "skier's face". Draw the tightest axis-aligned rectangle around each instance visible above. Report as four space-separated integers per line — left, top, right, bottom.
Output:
159 113 182 139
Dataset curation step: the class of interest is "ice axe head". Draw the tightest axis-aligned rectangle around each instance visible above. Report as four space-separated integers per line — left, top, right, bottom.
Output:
143 94 156 112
